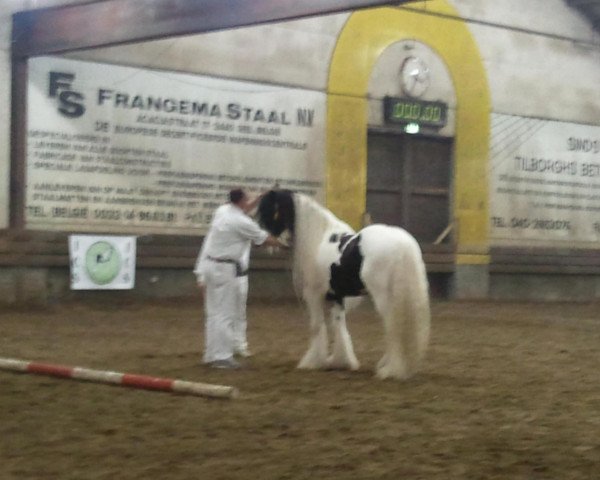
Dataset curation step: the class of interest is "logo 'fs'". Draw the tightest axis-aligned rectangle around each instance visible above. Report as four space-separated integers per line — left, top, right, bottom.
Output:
48 71 85 118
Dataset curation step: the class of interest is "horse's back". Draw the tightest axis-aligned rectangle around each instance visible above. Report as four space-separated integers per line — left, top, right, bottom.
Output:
359 224 421 258
358 224 426 290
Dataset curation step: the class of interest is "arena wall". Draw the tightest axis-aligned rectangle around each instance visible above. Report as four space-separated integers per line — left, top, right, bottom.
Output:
1 0 599 304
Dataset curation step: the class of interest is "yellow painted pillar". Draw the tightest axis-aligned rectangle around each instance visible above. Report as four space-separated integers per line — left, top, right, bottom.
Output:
327 2 491 264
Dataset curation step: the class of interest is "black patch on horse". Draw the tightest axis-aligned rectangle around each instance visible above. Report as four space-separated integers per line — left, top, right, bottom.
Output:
257 189 295 236
337 233 354 251
327 234 366 305
329 233 353 251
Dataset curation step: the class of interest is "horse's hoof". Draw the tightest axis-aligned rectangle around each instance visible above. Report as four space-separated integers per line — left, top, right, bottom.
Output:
297 363 316 370
297 358 324 370
375 364 411 381
346 358 361 371
325 357 360 371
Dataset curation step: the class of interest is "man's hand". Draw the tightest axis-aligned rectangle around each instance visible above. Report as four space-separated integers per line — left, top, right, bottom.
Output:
263 235 291 251
264 235 283 248
244 191 266 215
277 238 291 249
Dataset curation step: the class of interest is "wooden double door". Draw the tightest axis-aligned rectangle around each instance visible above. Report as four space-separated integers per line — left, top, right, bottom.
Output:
366 131 453 245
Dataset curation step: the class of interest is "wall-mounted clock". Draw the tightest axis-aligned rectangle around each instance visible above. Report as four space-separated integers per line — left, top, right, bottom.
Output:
400 56 430 98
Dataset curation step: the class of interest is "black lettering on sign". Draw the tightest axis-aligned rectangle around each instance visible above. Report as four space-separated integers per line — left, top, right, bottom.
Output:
51 207 88 219
94 209 121 220
138 211 176 222
297 108 314 127
27 205 47 218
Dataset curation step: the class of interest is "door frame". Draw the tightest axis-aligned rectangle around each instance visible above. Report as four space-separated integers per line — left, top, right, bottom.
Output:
367 126 455 246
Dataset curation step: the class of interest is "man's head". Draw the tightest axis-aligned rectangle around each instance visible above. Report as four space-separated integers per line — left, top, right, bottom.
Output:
229 188 249 210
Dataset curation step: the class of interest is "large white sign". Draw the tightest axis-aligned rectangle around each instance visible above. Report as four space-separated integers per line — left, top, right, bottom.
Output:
26 57 325 234
490 113 600 247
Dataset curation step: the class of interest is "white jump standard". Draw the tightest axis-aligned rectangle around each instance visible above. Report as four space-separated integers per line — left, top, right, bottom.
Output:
0 357 239 399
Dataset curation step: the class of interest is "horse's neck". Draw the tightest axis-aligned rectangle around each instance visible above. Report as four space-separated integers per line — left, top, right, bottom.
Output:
292 194 353 277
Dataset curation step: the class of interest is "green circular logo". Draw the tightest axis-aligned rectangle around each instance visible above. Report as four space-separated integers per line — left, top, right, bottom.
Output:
85 241 121 285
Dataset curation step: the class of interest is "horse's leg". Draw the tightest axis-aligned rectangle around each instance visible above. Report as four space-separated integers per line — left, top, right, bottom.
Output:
327 302 360 371
369 289 410 380
297 291 329 370
367 252 430 380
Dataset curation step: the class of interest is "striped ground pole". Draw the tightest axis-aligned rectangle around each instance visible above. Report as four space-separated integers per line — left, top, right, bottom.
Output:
0 357 238 399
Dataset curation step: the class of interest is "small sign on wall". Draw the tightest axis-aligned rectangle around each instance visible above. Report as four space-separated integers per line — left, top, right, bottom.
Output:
69 235 136 290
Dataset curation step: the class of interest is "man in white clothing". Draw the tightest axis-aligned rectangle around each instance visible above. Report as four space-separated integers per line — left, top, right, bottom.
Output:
194 189 283 369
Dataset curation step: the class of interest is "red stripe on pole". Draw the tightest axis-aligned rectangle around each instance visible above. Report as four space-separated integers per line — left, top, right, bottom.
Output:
27 362 73 378
122 374 175 391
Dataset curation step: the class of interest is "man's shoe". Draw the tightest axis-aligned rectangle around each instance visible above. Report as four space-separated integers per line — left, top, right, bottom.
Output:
234 349 252 358
208 358 241 369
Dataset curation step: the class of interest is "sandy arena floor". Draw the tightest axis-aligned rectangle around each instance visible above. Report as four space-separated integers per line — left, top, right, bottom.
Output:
1 298 599 479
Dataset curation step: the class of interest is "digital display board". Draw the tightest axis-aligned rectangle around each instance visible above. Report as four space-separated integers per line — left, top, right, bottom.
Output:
384 96 448 128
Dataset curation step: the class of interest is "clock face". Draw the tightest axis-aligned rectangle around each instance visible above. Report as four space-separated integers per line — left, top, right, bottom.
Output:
85 241 122 285
400 56 430 98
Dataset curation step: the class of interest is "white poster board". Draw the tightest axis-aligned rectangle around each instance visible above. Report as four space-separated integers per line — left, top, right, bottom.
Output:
490 113 600 247
69 235 136 290
26 56 325 235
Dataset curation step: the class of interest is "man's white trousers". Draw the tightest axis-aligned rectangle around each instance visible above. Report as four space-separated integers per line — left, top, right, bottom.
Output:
233 276 249 354
203 262 249 363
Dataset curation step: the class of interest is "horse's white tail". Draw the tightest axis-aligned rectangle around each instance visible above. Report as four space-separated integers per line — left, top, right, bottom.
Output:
375 241 430 380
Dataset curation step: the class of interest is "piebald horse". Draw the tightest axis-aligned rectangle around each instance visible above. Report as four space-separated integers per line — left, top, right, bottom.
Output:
257 190 430 380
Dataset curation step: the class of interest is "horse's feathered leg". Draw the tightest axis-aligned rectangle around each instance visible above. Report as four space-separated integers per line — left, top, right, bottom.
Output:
367 248 430 380
297 291 329 370
370 288 409 380
327 303 360 371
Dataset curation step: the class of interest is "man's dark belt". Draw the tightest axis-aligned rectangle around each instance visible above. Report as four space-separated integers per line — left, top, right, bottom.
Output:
207 256 248 277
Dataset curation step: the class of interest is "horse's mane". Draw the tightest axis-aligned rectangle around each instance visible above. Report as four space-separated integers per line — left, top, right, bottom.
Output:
291 194 354 298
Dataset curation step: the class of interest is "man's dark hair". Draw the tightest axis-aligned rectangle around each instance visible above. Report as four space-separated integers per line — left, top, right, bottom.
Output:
229 188 246 205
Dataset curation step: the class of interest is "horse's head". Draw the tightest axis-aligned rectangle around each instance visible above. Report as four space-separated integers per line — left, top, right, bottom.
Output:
257 189 295 237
